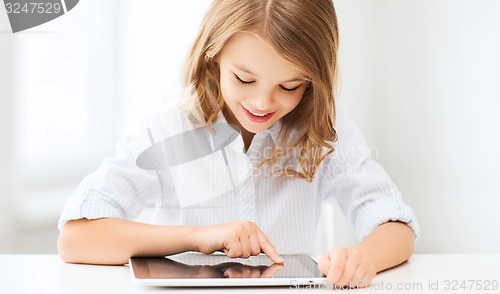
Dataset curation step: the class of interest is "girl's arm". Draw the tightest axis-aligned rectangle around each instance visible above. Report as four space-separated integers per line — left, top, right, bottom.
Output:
318 221 415 288
351 221 415 272
58 218 198 265
58 218 283 265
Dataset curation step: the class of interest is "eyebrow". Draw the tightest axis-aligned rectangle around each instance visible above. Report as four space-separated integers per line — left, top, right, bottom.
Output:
233 64 309 83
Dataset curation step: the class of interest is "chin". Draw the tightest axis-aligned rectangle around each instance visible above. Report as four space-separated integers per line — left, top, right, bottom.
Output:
240 122 272 134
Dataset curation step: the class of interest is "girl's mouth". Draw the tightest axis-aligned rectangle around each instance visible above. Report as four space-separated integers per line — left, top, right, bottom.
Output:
241 105 277 123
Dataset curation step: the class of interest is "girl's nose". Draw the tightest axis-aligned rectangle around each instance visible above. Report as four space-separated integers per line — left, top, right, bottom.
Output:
251 90 275 111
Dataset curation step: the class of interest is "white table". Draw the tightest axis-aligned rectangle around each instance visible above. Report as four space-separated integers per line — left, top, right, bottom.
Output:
0 254 499 293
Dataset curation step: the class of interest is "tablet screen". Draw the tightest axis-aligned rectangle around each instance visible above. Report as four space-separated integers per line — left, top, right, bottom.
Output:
130 253 323 280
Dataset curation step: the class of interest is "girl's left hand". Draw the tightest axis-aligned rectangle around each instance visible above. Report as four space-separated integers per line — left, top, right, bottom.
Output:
318 247 377 289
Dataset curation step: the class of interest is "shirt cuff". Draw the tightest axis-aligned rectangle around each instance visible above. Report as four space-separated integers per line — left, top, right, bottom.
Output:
57 189 126 231
354 197 420 242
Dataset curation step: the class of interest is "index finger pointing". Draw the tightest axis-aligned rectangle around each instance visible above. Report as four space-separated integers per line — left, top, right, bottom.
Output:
257 231 284 264
261 242 284 264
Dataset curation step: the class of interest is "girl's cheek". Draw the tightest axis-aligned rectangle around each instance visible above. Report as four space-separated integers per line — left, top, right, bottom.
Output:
280 93 303 110
221 84 239 103
221 74 236 91
220 76 235 100
222 82 248 103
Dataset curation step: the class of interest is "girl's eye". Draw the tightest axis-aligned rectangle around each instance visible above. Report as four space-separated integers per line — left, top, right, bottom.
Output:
280 85 299 93
234 74 254 85
234 73 300 93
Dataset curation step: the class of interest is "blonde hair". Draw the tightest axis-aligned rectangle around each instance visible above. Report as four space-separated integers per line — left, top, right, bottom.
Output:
182 0 339 182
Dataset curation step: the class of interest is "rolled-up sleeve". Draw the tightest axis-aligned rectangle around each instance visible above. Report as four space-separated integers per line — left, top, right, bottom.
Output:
58 123 160 232
319 106 420 241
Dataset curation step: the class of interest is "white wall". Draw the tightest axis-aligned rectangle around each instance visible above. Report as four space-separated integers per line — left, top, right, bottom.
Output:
333 0 500 253
0 28 16 250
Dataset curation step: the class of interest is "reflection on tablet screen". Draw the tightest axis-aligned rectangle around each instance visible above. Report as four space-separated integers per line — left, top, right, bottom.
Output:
132 253 322 279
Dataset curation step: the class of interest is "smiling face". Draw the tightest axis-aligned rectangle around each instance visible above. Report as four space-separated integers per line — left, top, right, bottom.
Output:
217 32 309 140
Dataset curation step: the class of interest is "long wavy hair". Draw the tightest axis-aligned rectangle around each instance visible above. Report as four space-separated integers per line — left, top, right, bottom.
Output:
182 0 339 182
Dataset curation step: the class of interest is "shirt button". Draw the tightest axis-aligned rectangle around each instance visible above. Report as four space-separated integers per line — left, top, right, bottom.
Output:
78 188 87 195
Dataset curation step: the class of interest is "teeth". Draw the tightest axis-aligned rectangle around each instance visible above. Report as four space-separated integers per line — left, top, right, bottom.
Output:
249 110 268 117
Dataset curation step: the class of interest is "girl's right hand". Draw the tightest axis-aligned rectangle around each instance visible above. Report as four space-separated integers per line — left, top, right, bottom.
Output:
192 220 284 264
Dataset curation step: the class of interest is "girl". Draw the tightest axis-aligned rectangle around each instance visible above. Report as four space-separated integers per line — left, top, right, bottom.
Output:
58 0 419 288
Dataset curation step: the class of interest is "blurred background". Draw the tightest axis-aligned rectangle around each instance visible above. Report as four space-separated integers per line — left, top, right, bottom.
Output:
0 0 499 254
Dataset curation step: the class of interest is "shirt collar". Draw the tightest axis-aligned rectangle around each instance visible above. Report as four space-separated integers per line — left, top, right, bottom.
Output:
265 119 283 144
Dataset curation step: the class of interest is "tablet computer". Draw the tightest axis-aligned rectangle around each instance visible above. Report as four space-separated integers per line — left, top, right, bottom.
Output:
129 252 326 287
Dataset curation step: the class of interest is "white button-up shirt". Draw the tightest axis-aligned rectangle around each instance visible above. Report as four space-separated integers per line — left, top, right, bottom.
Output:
58 97 419 254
